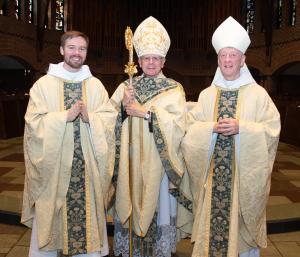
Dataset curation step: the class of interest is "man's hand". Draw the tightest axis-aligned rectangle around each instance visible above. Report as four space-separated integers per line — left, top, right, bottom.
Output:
122 85 135 107
125 101 147 118
78 100 89 123
213 117 239 136
67 101 81 122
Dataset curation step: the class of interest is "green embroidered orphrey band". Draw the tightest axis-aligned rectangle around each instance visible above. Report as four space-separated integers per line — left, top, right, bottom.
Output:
152 112 192 213
112 110 123 188
208 90 239 257
125 76 178 105
64 82 87 255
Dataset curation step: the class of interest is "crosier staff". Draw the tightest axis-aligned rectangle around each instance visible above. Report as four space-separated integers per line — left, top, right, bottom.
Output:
124 26 137 257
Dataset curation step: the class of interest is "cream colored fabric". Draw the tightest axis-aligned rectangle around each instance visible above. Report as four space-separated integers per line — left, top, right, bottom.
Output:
29 214 109 257
182 83 280 256
110 76 191 237
212 16 251 54
21 74 117 253
133 16 171 57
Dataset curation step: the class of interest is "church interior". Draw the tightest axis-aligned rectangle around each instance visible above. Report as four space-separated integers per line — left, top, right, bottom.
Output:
0 0 300 256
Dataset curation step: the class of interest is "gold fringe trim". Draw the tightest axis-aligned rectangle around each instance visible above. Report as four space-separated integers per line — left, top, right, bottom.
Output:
85 163 92 252
62 201 68 255
204 165 214 257
139 118 144 210
59 80 64 111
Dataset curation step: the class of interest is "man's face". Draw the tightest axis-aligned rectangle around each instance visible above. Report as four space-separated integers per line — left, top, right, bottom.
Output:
218 47 245 81
60 36 88 72
138 55 165 78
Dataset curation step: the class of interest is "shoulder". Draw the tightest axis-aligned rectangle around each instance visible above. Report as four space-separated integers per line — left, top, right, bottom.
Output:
85 76 109 93
164 78 185 94
115 75 144 91
199 85 217 98
86 76 103 87
164 77 181 86
241 84 277 112
35 74 58 84
31 74 59 91
243 83 271 100
165 77 178 84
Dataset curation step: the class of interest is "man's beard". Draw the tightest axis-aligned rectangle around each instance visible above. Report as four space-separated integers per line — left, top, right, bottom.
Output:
65 56 85 69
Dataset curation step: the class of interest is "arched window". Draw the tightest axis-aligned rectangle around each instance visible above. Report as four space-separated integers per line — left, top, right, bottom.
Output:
245 0 255 33
56 0 64 30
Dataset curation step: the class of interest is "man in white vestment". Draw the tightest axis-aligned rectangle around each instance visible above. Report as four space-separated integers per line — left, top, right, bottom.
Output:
182 17 281 257
110 16 193 257
21 30 117 257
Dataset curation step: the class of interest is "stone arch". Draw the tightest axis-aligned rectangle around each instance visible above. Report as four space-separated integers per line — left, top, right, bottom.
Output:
0 55 35 92
246 49 269 75
272 61 300 99
271 41 300 74
0 35 39 70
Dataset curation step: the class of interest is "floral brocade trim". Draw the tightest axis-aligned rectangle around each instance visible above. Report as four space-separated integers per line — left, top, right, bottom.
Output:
64 82 87 255
152 112 192 212
125 76 178 104
208 90 239 257
169 188 193 212
152 112 181 187
112 111 123 188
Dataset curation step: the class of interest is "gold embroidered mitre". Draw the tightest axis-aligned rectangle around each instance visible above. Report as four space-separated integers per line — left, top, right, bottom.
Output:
133 16 170 58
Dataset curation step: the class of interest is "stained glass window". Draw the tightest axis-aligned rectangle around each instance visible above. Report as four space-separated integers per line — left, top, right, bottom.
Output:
289 0 297 26
275 0 283 28
15 0 20 20
29 0 33 23
56 0 64 30
0 0 3 15
245 0 255 33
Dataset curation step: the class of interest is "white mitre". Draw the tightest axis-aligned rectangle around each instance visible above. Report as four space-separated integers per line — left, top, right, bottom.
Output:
212 16 250 54
133 16 170 57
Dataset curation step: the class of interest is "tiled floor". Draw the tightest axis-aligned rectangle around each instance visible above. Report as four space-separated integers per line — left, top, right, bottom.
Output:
0 137 300 256
0 223 300 257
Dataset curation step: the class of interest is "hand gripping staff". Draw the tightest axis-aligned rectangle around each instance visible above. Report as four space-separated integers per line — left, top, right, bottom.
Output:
124 26 137 257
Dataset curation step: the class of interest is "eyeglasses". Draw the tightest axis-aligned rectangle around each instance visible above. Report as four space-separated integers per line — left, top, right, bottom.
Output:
141 56 163 62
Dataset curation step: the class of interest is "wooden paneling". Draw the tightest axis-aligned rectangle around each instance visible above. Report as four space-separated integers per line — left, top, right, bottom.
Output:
0 95 29 139
66 0 244 54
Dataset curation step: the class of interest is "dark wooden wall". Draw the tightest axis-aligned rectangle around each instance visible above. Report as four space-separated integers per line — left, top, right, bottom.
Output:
67 0 243 55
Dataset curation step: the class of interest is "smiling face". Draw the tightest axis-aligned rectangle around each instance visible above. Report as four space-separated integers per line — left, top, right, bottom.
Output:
218 47 246 81
138 54 165 78
60 36 88 72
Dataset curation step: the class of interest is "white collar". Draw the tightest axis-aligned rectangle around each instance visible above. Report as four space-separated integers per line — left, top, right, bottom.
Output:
47 62 92 82
212 64 256 89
